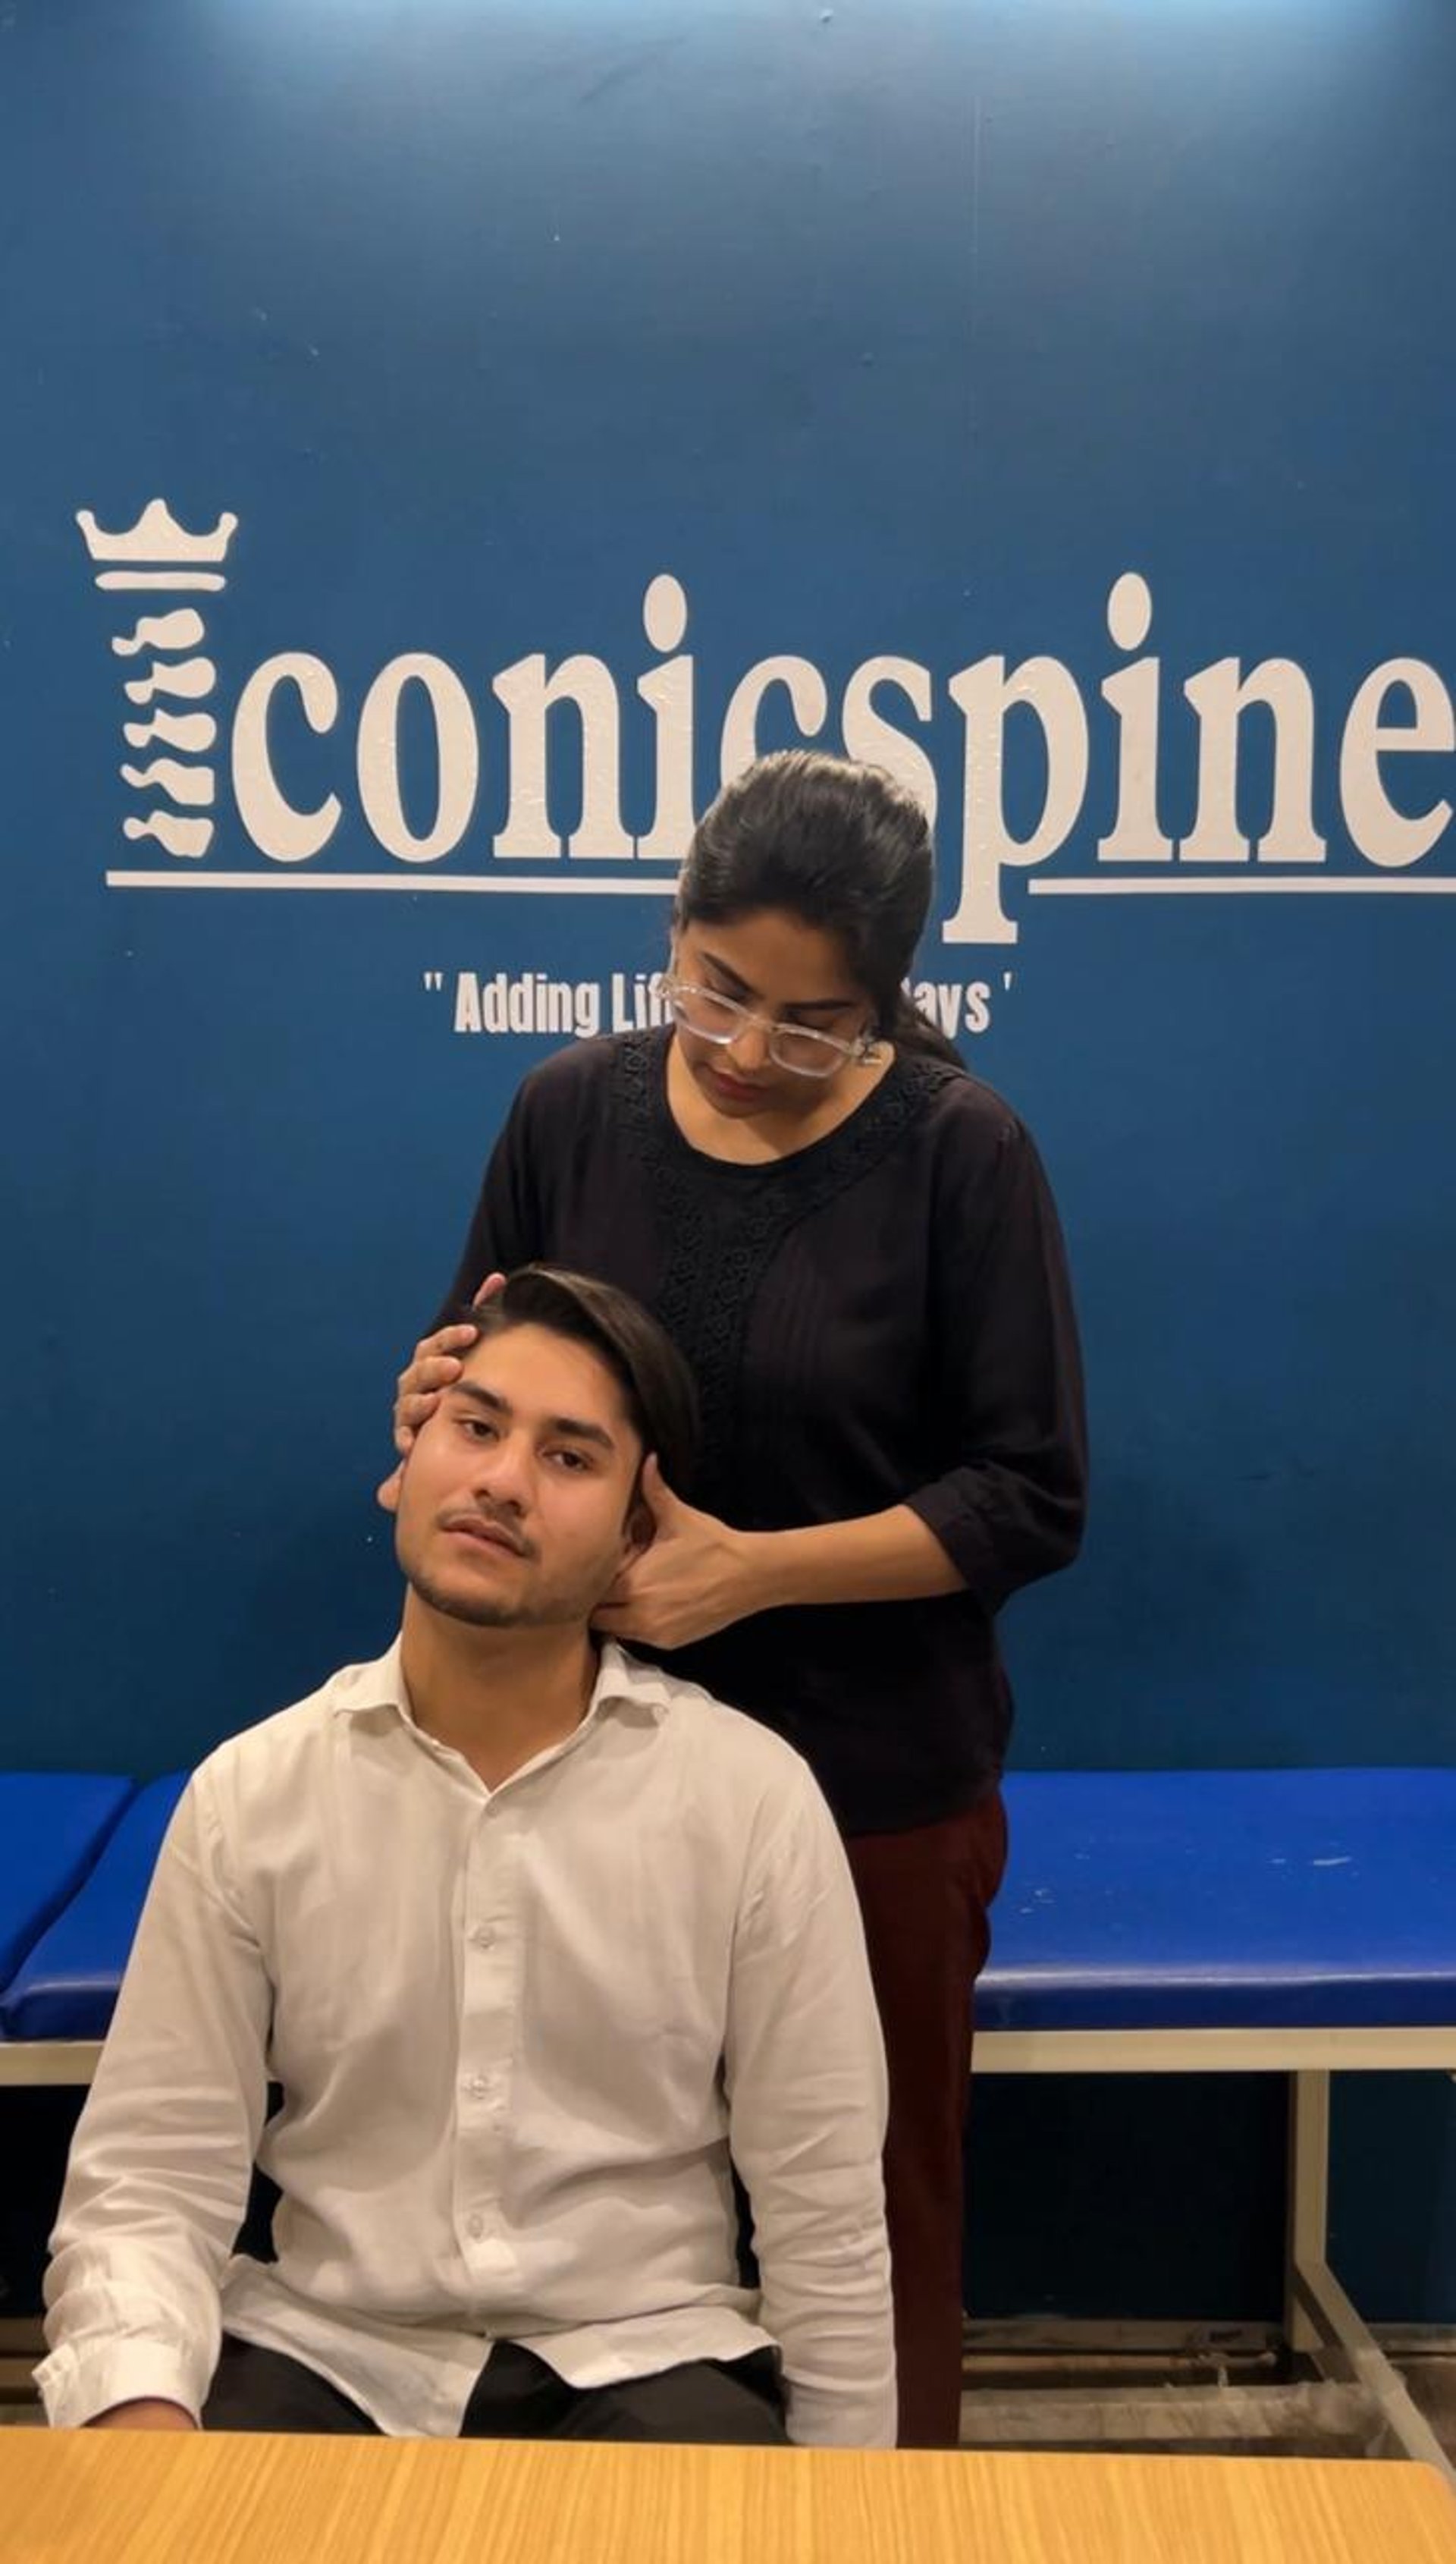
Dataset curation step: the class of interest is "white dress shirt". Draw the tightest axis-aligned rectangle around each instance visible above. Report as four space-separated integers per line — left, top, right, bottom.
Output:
39 1641 894 2444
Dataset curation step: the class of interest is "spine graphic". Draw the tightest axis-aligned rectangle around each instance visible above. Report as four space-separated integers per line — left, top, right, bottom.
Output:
77 502 238 859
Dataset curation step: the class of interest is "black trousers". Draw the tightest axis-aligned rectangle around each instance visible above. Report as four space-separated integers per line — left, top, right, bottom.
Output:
203 2333 788 2445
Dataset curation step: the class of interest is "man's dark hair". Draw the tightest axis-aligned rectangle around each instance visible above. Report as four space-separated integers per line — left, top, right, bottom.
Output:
450 1265 698 1492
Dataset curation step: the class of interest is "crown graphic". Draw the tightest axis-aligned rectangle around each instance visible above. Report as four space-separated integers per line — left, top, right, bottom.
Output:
76 499 239 566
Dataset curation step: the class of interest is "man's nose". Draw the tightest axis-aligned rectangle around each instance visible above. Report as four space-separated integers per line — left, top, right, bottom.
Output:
470 1434 530 1510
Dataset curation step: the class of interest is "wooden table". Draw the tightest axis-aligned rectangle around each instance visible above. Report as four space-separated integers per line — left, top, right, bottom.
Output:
7 2433 1456 2564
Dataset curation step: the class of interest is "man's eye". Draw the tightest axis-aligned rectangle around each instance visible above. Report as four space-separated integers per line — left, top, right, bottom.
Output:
460 1416 497 1440
548 1448 591 1472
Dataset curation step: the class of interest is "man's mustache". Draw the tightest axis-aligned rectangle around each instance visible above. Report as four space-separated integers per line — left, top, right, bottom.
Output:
438 1507 537 1561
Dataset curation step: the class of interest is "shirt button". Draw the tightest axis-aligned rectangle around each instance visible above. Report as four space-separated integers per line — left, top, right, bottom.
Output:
471 1926 494 1950
466 2213 485 2240
464 2074 488 2098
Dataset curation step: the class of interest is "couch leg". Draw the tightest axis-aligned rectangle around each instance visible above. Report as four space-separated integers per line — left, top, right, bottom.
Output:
1284 2067 1329 2357
1285 2068 1454 2479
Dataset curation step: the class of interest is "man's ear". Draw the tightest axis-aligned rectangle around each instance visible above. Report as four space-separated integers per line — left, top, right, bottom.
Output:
377 1457 406 1516
620 1451 661 1562
624 1450 670 1563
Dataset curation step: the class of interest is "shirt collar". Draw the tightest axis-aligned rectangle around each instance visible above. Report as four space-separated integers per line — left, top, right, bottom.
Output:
328 1635 675 1731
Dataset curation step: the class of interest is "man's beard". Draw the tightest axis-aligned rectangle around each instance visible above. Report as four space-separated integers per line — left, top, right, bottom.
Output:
403 1560 597 1632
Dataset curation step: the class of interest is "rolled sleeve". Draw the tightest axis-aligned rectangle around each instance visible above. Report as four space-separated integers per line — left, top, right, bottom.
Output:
38 1771 271 2430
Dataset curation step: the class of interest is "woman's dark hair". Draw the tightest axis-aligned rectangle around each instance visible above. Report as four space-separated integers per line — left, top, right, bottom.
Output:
451 1265 698 1492
673 749 965 1067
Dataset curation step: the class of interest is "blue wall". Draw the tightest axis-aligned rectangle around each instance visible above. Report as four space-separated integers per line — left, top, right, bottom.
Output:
3 0 1454 2317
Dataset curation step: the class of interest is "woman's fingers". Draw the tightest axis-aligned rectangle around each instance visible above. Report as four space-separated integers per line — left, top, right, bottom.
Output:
397 1353 467 1397
398 1388 445 1429
393 1388 445 1455
392 1378 453 1454
394 1329 475 1422
401 1322 477 1378
390 1309 491 1471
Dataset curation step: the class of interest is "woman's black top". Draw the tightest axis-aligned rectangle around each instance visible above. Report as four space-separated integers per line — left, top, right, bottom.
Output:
440 1028 1086 1836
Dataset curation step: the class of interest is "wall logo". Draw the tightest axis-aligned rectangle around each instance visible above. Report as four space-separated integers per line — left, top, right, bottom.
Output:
79 504 1456 951
77 500 239 863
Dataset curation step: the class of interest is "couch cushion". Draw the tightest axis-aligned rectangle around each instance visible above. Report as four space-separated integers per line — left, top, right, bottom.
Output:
982 1768 1456 2031
1 1774 187 2041
0 1774 135 1997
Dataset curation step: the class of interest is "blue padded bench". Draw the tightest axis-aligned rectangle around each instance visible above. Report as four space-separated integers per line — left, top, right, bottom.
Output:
0 1774 135 2072
977 1768 1456 2476
0 1774 186 2063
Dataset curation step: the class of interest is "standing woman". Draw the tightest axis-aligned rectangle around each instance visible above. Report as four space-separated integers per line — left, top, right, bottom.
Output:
395 750 1086 2446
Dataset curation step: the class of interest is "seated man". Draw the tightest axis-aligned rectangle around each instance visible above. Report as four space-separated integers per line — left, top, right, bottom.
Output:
39 1266 894 2446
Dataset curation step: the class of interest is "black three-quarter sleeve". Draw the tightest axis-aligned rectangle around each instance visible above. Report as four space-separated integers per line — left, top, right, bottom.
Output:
902 1105 1087 1615
432 1082 545 1328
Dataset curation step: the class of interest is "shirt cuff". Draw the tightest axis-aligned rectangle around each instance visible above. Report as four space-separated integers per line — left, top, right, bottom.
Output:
36 2339 205 2431
783 2374 897 2449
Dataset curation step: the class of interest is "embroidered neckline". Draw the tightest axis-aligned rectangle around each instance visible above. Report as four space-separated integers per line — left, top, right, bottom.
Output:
654 1035 908 1180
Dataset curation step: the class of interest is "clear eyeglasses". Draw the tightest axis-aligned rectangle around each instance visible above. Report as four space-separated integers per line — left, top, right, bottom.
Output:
664 979 877 1079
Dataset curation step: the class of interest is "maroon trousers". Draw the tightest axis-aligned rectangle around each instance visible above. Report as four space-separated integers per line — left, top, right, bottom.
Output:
844 1788 1008 2449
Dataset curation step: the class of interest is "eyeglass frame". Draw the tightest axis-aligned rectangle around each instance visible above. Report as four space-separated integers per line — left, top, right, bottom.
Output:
662 976 881 1079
